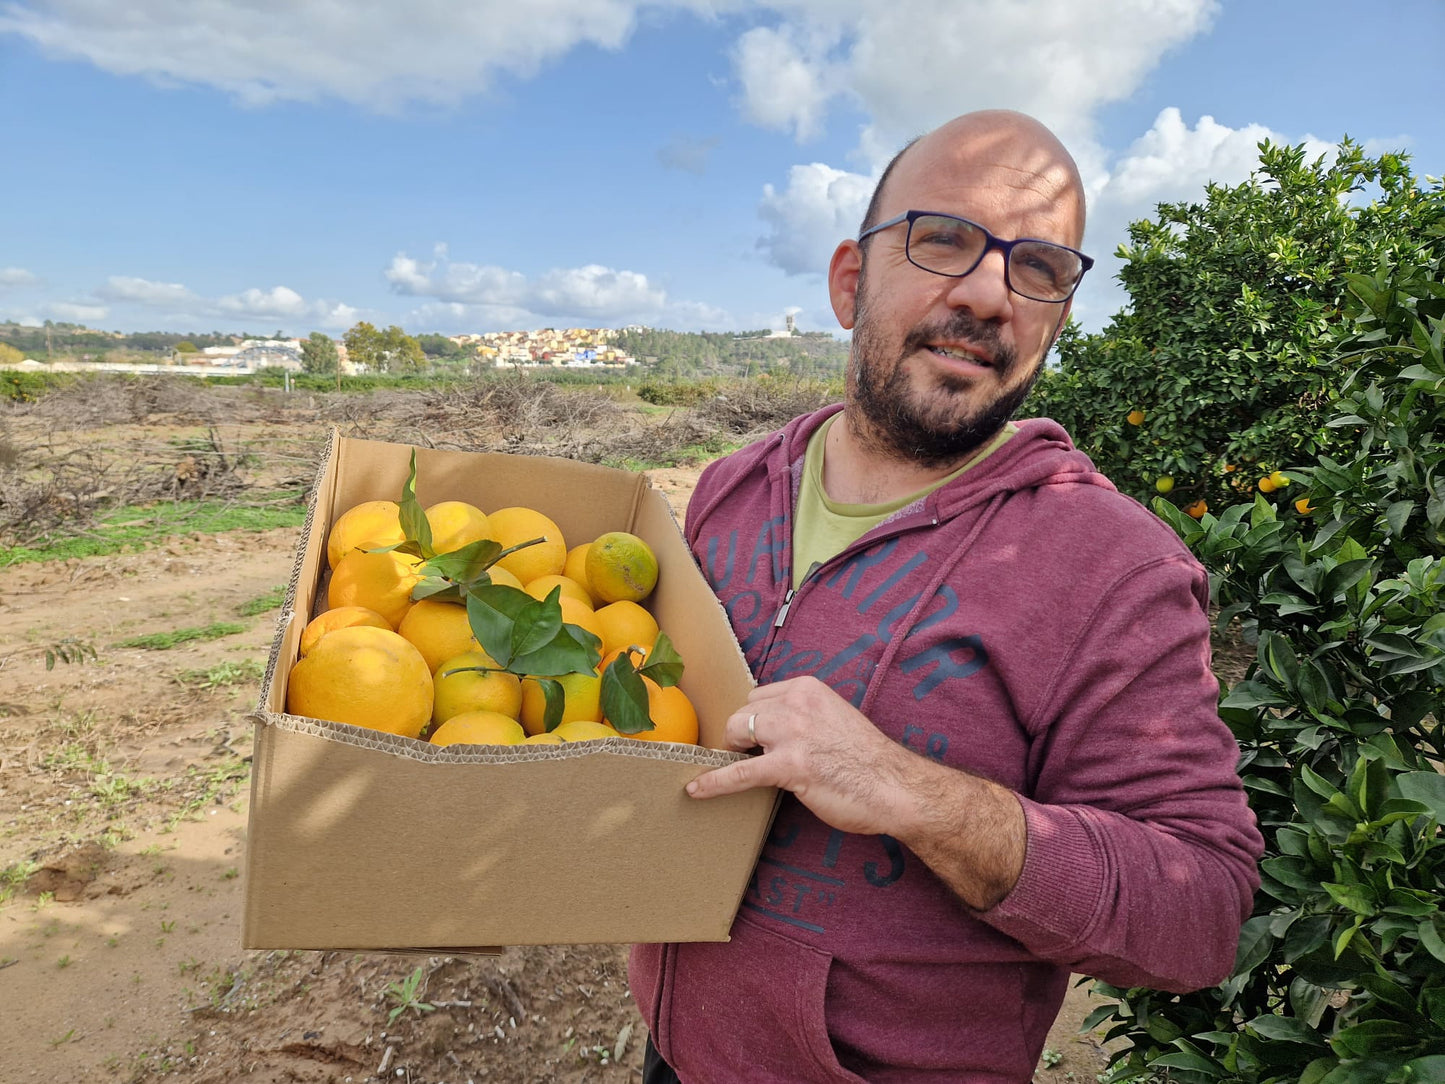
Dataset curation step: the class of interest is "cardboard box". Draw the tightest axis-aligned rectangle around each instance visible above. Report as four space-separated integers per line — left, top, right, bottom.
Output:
245 431 777 951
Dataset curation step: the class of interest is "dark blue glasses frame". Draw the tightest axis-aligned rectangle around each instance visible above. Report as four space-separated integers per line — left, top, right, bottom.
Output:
858 210 1094 303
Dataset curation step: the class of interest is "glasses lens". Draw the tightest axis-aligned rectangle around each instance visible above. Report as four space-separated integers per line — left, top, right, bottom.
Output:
1009 242 1083 302
906 215 986 276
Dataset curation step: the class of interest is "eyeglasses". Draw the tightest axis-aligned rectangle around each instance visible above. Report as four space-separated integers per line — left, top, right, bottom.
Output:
857 210 1094 303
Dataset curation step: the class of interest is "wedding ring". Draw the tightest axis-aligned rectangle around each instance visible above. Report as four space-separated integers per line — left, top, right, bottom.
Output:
746 712 757 746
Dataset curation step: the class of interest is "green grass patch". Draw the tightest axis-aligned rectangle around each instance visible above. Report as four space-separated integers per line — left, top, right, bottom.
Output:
175 659 266 689
236 586 286 616
1 495 307 566
604 438 741 472
115 622 248 651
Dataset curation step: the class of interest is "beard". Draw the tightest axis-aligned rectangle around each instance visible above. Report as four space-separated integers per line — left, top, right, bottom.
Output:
847 285 1041 469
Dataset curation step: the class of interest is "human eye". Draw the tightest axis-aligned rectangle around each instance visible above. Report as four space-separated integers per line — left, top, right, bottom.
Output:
1013 243 1075 292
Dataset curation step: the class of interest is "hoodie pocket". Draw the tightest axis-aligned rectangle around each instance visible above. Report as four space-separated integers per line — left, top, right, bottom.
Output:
654 914 867 1084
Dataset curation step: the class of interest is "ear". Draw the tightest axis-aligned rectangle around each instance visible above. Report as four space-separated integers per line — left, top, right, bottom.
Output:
828 240 863 331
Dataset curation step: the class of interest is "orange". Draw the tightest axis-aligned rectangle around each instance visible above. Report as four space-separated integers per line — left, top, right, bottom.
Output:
430 710 526 747
519 668 603 736
286 625 432 739
1184 499 1208 520
594 600 659 657
524 574 593 608
563 543 596 603
432 650 523 727
522 732 565 745
551 719 620 742
1258 476 1278 494
1154 477 1174 495
299 605 391 657
1126 409 1145 426
1295 497 1315 515
485 564 524 590
586 531 659 603
327 547 423 628
615 676 699 745
397 599 480 674
487 506 567 585
424 500 491 554
326 500 406 570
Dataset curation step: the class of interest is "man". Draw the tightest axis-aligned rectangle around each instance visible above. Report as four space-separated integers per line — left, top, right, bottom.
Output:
630 110 1263 1083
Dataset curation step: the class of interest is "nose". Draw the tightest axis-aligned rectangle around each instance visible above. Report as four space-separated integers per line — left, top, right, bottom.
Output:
943 248 1013 322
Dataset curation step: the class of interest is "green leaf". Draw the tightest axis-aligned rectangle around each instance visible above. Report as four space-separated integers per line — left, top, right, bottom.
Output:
1385 500 1415 537
1151 1050 1225 1074
637 631 684 688
511 587 567 659
1259 630 1300 686
421 538 505 586
1320 559 1375 602
1419 919 1445 965
599 653 654 735
465 584 533 669
1247 1014 1327 1045
533 677 566 733
1233 914 1275 975
1220 680 1289 709
1397 772 1445 820
1324 883 1376 917
397 449 435 557
1330 1019 1412 1058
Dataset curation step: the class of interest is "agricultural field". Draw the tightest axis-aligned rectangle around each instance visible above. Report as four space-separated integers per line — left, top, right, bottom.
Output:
1 375 1139 1082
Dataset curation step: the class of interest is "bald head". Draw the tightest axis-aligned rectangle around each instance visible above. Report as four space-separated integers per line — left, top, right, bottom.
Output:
859 110 1086 248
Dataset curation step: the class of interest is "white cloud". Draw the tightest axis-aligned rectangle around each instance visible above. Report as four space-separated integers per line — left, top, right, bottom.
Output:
46 301 110 322
0 267 37 288
386 251 675 324
0 0 669 110
756 161 874 276
732 23 839 141
95 275 194 305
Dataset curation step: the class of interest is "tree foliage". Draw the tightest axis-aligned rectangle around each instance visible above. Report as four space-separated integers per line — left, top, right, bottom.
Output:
299 331 339 374
343 322 426 374
1031 140 1432 516
1086 152 1445 1084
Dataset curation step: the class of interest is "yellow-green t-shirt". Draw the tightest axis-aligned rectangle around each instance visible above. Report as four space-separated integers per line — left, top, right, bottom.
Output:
791 416 1016 589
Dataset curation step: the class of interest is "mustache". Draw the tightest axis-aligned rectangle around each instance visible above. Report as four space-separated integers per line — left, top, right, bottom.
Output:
900 310 1013 370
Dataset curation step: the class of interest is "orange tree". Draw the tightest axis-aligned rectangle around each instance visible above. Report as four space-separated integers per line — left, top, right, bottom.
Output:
1030 140 1431 514
1087 175 1445 1082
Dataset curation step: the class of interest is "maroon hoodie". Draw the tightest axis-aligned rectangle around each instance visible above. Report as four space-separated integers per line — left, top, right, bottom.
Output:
630 406 1263 1083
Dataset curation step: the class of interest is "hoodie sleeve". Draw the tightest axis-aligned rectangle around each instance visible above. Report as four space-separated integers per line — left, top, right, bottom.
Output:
979 549 1263 993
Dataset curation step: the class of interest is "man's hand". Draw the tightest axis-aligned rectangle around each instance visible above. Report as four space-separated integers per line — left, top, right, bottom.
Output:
686 676 1027 910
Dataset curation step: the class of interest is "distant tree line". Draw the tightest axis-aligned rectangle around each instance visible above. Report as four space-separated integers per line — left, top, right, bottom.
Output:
614 327 848 379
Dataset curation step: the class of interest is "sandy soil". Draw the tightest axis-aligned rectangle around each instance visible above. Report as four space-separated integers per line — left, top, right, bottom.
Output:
0 390 1116 1084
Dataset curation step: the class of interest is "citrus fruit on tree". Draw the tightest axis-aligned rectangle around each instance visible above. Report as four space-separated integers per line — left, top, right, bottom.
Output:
1295 497 1314 514
1269 470 1291 488
1154 476 1174 494
326 500 406 570
1258 475 1278 493
594 600 659 657
1126 409 1146 426
519 669 603 735
619 678 699 745
397 598 481 673
430 710 526 747
551 719 620 742
286 625 433 739
432 650 523 727
524 574 593 608
563 543 596 603
1184 500 1208 520
299 605 391 657
327 547 423 628
487 506 567 585
424 500 491 554
586 531 659 603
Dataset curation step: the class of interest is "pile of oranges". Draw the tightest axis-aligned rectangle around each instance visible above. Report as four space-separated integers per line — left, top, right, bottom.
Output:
285 496 698 748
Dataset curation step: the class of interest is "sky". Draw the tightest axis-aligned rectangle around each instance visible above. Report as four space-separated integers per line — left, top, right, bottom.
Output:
1 0 1441 341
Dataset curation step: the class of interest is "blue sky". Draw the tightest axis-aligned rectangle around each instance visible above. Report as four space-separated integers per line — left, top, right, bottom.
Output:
1 0 1441 340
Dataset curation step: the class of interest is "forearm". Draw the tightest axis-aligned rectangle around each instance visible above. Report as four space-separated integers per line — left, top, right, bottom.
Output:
883 748 1027 912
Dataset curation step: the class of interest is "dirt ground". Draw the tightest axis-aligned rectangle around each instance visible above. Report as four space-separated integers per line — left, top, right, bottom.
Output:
0 384 1119 1083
